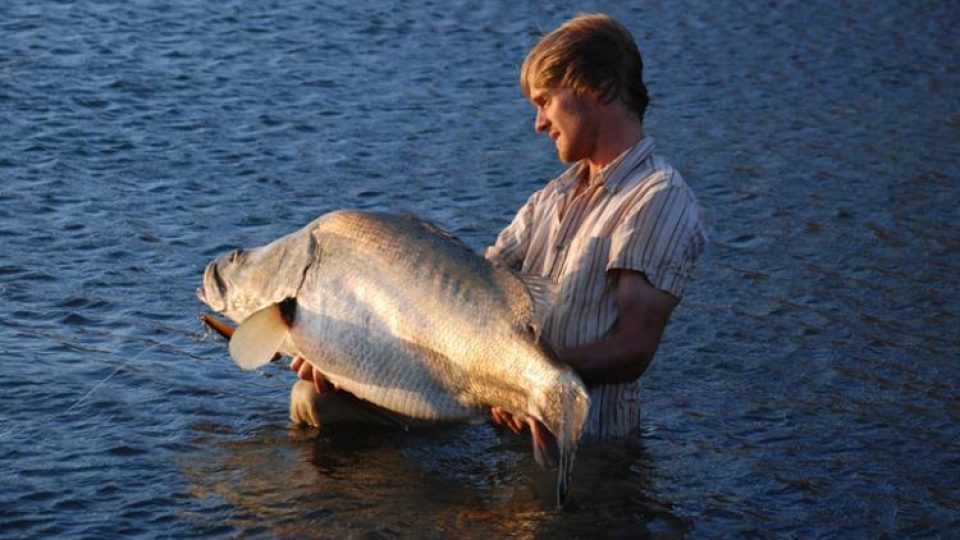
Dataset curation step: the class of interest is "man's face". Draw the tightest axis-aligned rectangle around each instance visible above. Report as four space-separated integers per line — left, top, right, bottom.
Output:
528 84 600 163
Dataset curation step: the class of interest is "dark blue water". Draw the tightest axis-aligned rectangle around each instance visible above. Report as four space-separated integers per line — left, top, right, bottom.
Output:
2 1 958 537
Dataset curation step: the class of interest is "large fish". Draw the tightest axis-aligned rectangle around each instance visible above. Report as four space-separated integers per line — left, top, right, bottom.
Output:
197 209 590 502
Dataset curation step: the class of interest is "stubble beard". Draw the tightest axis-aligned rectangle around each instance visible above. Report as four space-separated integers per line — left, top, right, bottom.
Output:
560 100 601 163
556 124 597 164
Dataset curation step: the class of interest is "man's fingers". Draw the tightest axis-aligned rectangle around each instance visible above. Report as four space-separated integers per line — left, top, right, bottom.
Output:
291 355 339 395
313 371 336 395
491 407 525 434
290 356 304 372
297 362 314 382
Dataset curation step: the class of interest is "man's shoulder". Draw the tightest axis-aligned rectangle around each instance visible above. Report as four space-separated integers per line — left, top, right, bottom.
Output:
603 138 687 194
619 153 689 195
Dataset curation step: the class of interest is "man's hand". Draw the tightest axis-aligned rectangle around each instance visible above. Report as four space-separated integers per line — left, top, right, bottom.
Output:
290 356 337 395
491 406 526 434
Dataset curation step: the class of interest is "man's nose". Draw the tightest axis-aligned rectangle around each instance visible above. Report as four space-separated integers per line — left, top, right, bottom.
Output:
535 108 549 133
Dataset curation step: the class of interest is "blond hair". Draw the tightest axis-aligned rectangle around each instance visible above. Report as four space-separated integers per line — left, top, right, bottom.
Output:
520 13 650 121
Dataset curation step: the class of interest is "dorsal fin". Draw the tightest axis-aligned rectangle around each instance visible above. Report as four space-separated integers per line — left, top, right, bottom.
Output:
229 298 297 369
399 213 477 256
515 272 559 329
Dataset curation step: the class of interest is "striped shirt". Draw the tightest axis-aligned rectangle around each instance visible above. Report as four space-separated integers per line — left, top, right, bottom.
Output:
485 137 707 439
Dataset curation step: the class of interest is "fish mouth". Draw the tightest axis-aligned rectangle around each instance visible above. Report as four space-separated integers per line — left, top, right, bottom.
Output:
198 261 228 311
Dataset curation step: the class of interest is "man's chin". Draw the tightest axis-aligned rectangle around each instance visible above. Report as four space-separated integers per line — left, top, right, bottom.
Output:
555 143 586 164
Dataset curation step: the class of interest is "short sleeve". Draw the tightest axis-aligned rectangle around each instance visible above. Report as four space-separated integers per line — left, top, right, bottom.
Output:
608 183 707 298
484 190 541 270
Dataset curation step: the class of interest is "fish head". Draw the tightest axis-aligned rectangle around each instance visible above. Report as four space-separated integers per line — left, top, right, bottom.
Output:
198 226 317 323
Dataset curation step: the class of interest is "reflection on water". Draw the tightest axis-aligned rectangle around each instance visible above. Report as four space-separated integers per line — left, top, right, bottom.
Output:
181 423 688 538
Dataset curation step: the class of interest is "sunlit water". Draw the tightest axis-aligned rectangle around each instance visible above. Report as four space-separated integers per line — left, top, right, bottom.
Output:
1 1 957 537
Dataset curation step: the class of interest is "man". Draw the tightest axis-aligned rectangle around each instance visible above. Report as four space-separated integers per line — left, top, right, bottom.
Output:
485 13 707 440
290 13 706 440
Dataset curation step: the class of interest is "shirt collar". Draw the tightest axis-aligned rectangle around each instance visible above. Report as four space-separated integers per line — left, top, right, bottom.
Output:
555 137 655 195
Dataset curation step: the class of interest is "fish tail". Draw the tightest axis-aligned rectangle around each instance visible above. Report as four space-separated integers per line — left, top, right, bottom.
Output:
555 374 590 506
529 418 559 469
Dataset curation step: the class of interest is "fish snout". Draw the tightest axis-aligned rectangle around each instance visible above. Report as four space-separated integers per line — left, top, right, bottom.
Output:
198 260 229 311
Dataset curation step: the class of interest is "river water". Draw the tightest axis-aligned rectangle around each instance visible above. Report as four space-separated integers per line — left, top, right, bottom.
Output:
1 0 957 538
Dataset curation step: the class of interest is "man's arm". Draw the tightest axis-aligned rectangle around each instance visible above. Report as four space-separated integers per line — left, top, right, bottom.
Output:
560 268 678 385
491 269 677 432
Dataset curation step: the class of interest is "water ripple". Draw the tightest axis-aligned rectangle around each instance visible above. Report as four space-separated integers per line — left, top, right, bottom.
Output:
1 0 958 537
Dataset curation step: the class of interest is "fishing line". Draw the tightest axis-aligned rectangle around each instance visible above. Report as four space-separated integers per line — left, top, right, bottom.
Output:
0 311 289 444
0 326 197 443
63 314 286 415
64 331 183 413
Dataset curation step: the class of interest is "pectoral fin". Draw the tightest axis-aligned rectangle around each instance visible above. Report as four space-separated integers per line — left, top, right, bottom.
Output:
229 298 297 370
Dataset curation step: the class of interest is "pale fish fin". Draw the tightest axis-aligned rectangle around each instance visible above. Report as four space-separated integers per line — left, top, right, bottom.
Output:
229 299 296 370
515 272 559 331
529 417 559 469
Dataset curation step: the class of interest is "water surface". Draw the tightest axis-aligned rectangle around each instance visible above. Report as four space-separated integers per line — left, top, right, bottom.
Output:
1 0 958 537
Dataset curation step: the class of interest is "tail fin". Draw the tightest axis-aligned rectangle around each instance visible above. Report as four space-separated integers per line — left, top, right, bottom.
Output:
529 418 559 469
552 371 591 506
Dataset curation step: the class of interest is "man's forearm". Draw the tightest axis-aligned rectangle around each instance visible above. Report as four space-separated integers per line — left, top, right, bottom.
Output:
559 330 656 386
559 270 677 386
